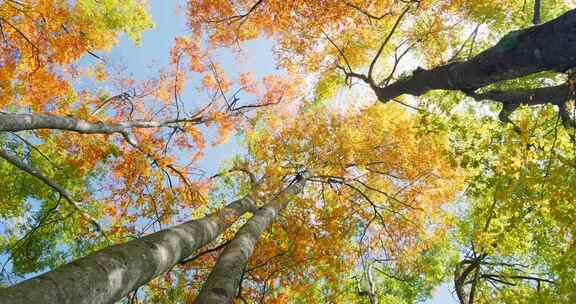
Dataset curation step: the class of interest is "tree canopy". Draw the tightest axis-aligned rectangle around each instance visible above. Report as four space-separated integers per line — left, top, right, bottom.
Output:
1 1 576 303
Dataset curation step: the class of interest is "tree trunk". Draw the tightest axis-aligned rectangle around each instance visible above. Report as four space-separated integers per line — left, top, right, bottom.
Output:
192 172 309 304
374 8 576 101
0 195 258 304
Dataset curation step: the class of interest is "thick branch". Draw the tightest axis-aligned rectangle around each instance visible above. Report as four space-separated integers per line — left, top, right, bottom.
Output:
454 255 486 304
465 84 572 125
0 113 207 145
373 9 576 101
0 113 206 133
466 85 570 107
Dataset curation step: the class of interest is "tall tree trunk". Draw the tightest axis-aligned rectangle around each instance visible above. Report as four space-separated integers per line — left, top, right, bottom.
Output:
0 195 258 304
374 8 576 101
192 172 309 304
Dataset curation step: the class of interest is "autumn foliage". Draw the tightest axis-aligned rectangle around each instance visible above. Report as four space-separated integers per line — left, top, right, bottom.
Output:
1 1 576 304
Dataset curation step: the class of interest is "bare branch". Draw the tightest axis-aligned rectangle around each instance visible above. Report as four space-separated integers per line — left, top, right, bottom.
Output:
211 166 257 187
533 0 541 25
0 17 40 72
483 274 555 285
346 2 392 20
206 0 265 24
180 241 230 264
9 132 62 171
448 24 481 63
380 40 417 86
368 6 411 82
245 243 292 273
321 29 353 76
90 90 135 116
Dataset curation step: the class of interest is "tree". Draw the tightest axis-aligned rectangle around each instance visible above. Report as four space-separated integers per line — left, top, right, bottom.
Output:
1 103 464 303
193 172 309 303
186 1 576 302
2 1 576 303
443 108 576 303
1 191 258 304
189 0 575 124
0 0 289 292
186 103 463 303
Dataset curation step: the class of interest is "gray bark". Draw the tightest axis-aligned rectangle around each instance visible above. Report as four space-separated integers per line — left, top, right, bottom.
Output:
374 8 576 101
192 172 309 304
0 113 205 145
366 263 377 304
0 196 258 304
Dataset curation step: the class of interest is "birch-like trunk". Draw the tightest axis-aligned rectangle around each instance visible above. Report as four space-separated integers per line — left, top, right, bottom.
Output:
192 173 309 304
0 196 257 304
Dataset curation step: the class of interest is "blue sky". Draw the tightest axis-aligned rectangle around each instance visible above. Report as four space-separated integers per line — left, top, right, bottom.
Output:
108 1 459 303
108 0 283 176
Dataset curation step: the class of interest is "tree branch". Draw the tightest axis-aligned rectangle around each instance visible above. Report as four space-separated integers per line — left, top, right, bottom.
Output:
180 241 230 264
368 5 411 82
465 84 572 126
533 0 541 25
482 274 556 285
0 149 102 232
346 2 392 20
0 112 208 146
372 9 576 102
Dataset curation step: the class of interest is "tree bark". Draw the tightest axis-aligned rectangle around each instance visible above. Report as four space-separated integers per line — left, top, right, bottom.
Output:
0 195 258 304
374 8 576 101
192 172 309 304
0 112 206 145
533 0 541 25
465 85 570 107
0 113 207 133
465 84 575 125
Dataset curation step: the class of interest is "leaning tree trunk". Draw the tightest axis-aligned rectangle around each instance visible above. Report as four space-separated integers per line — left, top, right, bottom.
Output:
192 172 309 304
0 194 259 304
374 8 576 101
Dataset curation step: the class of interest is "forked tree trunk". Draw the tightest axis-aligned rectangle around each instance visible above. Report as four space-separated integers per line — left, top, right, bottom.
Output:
0 195 258 304
192 173 309 304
